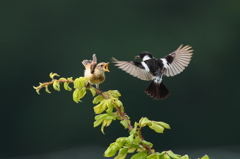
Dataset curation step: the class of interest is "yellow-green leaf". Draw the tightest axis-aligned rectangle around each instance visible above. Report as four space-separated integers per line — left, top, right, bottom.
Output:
72 89 81 103
45 85 51 93
93 102 107 114
120 120 129 129
53 81 60 91
104 143 120 157
200 155 210 159
64 82 72 91
115 148 128 159
149 122 164 133
181 155 190 159
156 122 170 129
139 117 151 127
130 151 148 159
89 87 96 96
147 153 160 159
167 151 180 159
49 72 60 79
93 95 104 104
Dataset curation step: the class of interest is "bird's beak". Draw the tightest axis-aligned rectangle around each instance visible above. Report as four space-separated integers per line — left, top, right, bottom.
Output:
104 63 110 72
135 55 140 59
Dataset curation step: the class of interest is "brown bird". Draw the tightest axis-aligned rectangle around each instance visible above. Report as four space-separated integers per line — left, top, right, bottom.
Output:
82 54 110 89
112 45 193 100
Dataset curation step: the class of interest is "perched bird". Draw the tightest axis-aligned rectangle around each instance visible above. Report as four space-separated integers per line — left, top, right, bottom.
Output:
82 54 110 89
112 45 193 100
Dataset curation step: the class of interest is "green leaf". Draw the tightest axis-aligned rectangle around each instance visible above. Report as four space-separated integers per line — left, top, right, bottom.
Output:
167 151 180 159
78 87 87 99
53 81 60 91
93 95 104 104
200 155 210 159
93 102 107 114
130 151 148 159
141 140 153 148
181 155 190 159
89 87 96 96
72 89 81 103
126 134 134 145
156 122 170 129
149 122 164 133
108 90 121 98
115 148 128 159
74 78 83 88
147 153 160 159
163 154 170 159
49 72 60 79
104 142 122 157
120 120 129 129
45 85 51 93
139 117 151 127
64 82 72 91
115 99 123 107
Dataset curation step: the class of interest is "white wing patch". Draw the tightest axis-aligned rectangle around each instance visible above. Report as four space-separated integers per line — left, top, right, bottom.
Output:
141 61 150 72
163 45 193 77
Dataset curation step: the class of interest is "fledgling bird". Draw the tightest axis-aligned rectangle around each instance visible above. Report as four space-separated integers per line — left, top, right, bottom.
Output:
82 54 110 89
112 45 193 100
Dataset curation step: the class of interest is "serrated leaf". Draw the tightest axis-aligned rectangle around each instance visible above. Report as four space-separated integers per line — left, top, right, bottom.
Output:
45 85 51 93
130 151 148 159
93 102 107 114
89 87 96 96
141 140 153 148
115 148 128 159
108 90 121 98
120 120 129 129
64 82 72 91
72 89 81 103
167 151 180 159
149 122 164 133
181 155 189 159
53 81 60 91
33 86 40 95
127 147 136 153
200 155 210 159
163 154 171 159
156 122 170 129
115 99 123 107
74 78 83 88
104 143 120 157
147 153 160 159
49 72 60 79
126 134 134 145
93 95 104 104
139 117 151 127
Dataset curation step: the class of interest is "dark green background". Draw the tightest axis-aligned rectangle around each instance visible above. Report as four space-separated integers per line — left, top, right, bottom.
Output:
1 0 240 158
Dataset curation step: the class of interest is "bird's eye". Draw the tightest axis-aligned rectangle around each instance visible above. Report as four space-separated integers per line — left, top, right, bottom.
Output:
100 64 103 67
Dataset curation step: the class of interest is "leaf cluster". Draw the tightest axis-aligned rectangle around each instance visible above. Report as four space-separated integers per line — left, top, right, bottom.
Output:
33 72 210 159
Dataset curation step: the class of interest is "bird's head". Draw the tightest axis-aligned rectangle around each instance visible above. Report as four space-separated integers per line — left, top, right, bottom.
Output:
96 62 110 73
135 51 153 61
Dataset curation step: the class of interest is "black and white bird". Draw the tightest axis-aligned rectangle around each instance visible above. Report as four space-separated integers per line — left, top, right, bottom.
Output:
112 45 193 100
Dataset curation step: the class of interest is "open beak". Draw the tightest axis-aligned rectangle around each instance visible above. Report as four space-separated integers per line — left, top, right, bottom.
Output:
135 55 140 59
104 63 110 72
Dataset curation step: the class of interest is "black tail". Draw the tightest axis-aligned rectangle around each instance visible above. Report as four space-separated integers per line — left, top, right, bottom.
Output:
145 81 169 100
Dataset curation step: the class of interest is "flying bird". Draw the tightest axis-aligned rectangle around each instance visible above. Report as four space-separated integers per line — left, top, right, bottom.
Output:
112 45 193 100
82 54 110 89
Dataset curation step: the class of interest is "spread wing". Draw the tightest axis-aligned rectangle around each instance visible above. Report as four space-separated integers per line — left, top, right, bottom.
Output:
112 57 153 81
163 45 193 77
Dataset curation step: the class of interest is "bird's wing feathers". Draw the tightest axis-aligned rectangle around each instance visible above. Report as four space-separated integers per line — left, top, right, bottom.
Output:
112 57 153 81
163 45 193 77
82 54 98 72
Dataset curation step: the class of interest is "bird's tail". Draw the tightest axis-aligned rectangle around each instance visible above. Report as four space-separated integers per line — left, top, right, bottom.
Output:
145 81 169 100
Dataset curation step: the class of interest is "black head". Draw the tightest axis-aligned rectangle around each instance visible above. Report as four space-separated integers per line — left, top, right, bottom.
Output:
135 51 153 60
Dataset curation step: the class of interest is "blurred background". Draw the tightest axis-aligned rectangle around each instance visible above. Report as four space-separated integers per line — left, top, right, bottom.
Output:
1 0 240 158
